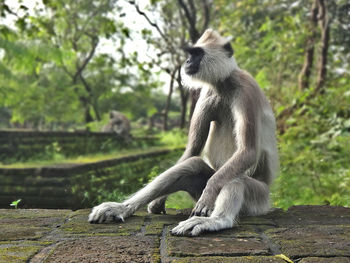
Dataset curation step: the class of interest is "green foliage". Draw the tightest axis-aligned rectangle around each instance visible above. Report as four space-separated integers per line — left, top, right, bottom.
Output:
79 149 183 206
44 142 65 162
0 0 161 128
159 129 187 147
272 82 350 209
166 191 195 210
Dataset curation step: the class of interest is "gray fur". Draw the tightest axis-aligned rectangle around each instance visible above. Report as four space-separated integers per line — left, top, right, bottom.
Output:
88 29 278 236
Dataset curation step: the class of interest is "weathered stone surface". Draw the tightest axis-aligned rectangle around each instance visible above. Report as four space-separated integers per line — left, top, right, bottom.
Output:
266 225 350 258
167 236 269 256
172 256 286 263
0 209 70 241
299 257 350 263
60 209 144 236
0 241 51 263
240 214 277 226
43 236 160 263
201 225 266 239
0 209 71 220
264 206 350 227
144 210 188 236
0 206 349 262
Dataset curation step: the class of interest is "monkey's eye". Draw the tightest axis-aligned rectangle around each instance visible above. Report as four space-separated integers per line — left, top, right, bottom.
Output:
223 42 234 57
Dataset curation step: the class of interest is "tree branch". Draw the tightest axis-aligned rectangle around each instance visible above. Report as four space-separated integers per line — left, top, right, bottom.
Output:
298 0 318 91
201 0 211 33
127 1 167 41
315 0 330 93
73 36 99 83
177 0 199 43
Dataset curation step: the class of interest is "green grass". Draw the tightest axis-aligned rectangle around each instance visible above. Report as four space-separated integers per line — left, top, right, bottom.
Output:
166 191 195 210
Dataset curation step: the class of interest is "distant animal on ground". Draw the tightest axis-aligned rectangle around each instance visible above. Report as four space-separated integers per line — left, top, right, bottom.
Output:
89 29 278 236
102 111 131 140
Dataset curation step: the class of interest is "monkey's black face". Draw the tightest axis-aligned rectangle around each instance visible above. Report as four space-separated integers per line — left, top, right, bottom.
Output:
184 47 204 75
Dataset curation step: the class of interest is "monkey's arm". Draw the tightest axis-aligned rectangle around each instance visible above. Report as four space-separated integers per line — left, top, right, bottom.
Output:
178 98 213 163
192 104 259 216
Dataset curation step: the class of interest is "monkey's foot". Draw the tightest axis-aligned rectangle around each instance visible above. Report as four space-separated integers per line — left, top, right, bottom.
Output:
171 216 234 236
88 202 133 224
147 197 166 214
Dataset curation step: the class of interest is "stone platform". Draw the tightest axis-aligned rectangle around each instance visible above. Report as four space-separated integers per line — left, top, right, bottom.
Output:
0 206 349 262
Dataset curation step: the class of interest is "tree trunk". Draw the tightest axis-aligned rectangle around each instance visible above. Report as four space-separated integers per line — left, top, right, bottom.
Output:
163 69 177 131
80 97 94 124
298 0 319 91
315 0 330 93
79 74 101 121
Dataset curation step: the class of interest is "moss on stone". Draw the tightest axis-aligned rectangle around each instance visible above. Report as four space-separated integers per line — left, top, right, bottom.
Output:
171 256 285 263
299 257 350 263
0 225 50 241
61 210 144 236
0 241 50 263
0 209 71 220
0 206 349 262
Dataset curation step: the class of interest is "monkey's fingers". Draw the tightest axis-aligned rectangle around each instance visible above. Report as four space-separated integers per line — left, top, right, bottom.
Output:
189 206 198 217
190 203 204 217
201 207 210 217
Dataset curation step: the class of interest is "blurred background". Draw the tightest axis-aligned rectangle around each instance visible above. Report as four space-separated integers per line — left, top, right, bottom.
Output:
0 0 349 210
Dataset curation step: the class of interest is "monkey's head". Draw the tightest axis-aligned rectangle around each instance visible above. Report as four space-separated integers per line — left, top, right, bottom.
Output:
182 29 238 87
109 111 126 135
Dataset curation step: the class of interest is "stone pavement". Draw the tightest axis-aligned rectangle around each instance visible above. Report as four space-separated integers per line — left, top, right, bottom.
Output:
0 206 349 262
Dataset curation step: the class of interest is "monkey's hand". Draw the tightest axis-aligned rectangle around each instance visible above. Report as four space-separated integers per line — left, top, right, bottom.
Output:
190 189 217 217
88 202 133 224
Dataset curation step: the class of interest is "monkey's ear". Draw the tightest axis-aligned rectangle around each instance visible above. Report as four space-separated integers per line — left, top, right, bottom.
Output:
223 42 234 57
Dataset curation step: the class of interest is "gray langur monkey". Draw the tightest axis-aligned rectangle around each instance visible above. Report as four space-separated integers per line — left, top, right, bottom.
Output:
102 110 131 140
89 29 278 236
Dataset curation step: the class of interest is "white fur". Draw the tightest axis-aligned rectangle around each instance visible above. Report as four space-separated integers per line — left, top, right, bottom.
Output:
88 202 132 223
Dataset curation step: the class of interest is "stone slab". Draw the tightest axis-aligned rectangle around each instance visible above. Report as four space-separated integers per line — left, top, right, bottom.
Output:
264 206 350 227
172 256 286 263
0 209 70 241
0 241 51 263
266 225 350 258
43 236 160 263
0 206 349 262
167 236 270 257
60 209 144 236
144 210 188 236
200 225 266 239
299 257 350 263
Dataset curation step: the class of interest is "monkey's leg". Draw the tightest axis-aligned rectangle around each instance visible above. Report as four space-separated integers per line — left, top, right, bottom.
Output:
88 157 214 224
171 176 269 236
